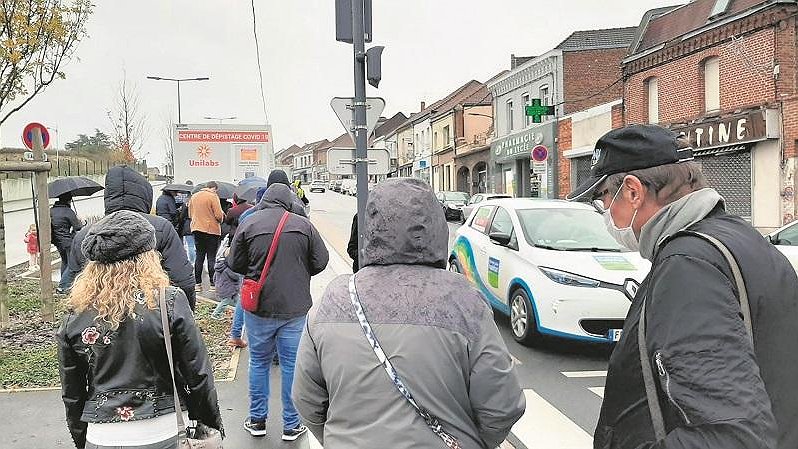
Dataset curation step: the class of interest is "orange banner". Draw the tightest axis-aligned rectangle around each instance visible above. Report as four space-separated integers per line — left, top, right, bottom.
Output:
240 148 259 161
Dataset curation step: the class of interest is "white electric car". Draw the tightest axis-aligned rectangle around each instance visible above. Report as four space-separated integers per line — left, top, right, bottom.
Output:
449 199 650 345
767 220 798 271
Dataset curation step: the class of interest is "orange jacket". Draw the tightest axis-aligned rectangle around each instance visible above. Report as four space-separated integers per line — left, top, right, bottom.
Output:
188 189 224 235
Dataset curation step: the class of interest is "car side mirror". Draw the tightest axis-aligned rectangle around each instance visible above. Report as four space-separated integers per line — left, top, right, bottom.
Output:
489 231 512 247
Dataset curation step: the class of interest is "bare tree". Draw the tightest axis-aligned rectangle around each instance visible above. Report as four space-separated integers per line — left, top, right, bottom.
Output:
0 0 93 126
108 73 147 161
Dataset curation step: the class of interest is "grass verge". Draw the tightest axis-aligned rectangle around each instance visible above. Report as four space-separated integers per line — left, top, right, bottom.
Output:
0 280 235 389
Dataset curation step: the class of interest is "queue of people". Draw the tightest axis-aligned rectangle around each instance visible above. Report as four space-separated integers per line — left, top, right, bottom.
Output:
54 123 798 449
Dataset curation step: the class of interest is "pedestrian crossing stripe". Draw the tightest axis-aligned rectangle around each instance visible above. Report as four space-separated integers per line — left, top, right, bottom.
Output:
560 370 607 378
512 389 593 448
589 387 605 398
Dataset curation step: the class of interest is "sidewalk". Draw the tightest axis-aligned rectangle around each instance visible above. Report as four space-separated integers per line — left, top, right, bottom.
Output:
0 238 347 449
1 236 521 448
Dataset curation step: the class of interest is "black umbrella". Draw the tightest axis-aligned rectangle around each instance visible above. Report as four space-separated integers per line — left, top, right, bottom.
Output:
235 181 269 203
191 181 237 199
162 183 193 193
48 176 104 199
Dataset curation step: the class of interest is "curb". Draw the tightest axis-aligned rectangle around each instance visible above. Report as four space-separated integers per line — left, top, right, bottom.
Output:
195 295 241 383
319 233 352 276
0 385 60 393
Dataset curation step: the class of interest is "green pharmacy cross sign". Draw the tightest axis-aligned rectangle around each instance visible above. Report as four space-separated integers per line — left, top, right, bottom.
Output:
525 99 555 123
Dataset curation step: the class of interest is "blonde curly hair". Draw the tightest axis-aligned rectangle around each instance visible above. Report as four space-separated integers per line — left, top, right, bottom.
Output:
67 250 170 329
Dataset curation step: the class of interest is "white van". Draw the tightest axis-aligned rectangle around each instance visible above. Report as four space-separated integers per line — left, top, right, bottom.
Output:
340 179 357 195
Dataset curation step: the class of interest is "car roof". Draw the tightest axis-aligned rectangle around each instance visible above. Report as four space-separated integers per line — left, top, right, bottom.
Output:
481 198 595 211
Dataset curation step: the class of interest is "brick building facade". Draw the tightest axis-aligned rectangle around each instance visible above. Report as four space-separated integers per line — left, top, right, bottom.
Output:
490 27 636 198
622 0 798 230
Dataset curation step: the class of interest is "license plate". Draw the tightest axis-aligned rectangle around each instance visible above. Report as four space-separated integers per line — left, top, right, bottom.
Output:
609 329 623 342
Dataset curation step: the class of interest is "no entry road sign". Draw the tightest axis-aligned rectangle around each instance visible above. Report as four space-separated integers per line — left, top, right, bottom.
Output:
22 122 50 150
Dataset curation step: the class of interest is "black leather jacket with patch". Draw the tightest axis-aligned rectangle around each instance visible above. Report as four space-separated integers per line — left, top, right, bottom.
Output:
57 287 223 449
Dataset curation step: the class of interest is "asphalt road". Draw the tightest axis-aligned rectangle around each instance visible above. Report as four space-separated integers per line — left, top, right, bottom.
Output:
306 189 612 446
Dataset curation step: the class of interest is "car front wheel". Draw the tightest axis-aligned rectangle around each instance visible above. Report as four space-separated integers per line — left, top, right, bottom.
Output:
449 258 462 274
510 288 539 346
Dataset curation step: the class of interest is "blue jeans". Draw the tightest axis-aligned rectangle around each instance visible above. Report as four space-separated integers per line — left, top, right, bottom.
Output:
244 313 305 430
231 302 244 339
183 235 196 264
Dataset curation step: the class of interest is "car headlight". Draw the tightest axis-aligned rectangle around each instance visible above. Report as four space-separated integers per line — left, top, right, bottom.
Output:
539 267 600 288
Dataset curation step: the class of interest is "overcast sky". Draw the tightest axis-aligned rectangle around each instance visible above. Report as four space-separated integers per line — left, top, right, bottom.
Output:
0 0 673 166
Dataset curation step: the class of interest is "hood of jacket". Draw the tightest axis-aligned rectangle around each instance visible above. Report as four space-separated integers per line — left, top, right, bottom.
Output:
104 166 152 215
361 178 448 268
256 183 307 217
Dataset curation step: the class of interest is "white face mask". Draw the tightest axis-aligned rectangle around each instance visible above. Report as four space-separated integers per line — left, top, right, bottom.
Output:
602 184 639 251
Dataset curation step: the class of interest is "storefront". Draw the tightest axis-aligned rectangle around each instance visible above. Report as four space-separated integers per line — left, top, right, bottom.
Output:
670 108 781 227
490 123 557 198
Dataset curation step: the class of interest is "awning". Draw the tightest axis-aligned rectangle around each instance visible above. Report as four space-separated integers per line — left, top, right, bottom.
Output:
694 144 748 157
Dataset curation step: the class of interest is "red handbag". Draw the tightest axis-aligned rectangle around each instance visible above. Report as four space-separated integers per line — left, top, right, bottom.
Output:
241 211 290 312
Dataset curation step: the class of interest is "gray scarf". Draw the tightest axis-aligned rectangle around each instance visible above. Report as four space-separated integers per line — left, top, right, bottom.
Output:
638 188 725 261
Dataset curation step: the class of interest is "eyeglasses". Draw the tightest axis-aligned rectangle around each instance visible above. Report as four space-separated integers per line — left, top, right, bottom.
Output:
592 188 611 214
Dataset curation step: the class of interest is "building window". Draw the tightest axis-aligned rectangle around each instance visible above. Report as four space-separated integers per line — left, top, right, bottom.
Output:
703 57 720 113
646 77 659 124
709 0 731 18
434 131 439 149
522 93 530 126
506 100 514 133
445 165 451 190
539 84 549 106
443 125 450 148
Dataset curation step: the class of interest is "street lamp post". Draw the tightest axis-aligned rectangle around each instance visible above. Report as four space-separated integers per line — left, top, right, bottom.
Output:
145 76 210 124
203 116 237 125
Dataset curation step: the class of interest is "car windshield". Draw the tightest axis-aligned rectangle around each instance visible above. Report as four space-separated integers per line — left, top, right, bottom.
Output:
516 208 624 252
443 192 469 201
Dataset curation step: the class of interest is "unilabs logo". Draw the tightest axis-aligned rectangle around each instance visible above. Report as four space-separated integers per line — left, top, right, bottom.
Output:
189 144 220 167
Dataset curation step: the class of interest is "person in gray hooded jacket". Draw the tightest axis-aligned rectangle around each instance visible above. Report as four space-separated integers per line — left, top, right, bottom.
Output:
292 178 525 449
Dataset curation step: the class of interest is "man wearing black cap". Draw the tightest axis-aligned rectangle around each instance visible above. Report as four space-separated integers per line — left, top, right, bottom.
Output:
571 125 798 449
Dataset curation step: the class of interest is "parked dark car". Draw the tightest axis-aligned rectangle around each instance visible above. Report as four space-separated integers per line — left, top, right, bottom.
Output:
436 191 470 221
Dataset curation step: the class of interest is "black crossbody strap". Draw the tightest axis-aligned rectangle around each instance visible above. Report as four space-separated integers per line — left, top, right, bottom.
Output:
640 231 754 441
158 287 188 438
348 275 462 449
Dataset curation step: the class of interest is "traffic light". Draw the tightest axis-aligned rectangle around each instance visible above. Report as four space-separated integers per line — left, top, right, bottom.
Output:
366 46 384 88
335 0 373 43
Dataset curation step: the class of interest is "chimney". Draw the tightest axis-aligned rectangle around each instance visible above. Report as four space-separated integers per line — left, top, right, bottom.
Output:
420 101 426 111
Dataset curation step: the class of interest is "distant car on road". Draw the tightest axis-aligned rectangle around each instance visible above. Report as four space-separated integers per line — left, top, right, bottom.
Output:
436 191 470 221
330 180 342 192
309 180 326 193
450 199 650 346
340 179 357 196
767 220 798 271
460 193 513 223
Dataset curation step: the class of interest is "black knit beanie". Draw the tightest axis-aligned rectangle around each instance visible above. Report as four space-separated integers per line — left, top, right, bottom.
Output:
82 210 157 264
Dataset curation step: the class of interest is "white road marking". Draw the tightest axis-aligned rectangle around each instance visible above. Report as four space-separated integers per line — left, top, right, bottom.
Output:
308 432 323 448
589 387 605 398
510 353 523 366
561 370 607 378
511 389 593 448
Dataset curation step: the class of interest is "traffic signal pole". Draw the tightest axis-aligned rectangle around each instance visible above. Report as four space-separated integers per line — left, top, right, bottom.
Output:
351 0 368 268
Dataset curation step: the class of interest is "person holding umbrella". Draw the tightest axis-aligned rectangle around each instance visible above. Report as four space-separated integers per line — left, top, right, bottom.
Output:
156 188 179 227
48 176 103 293
51 194 82 294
